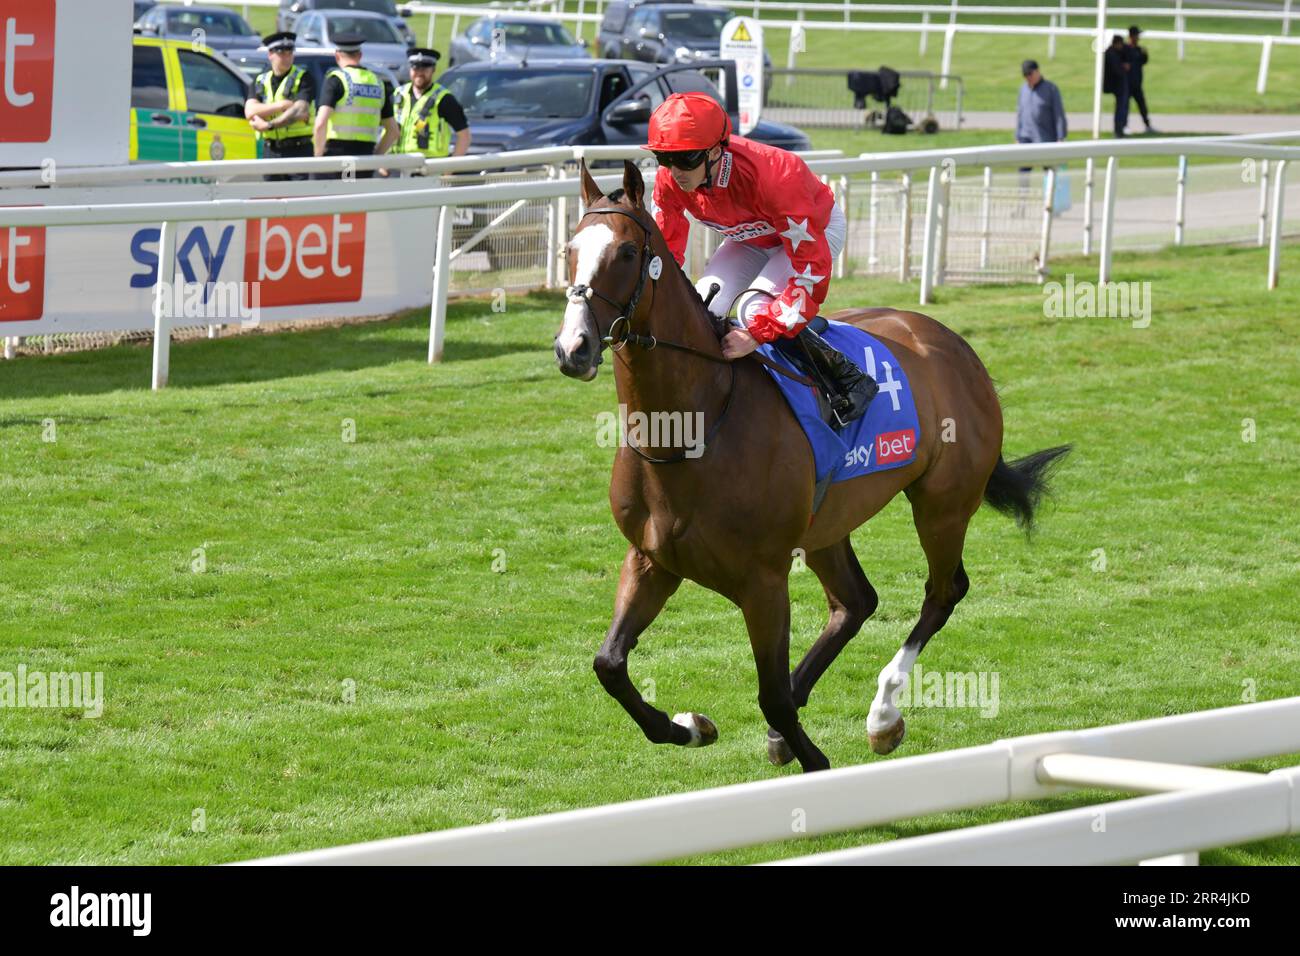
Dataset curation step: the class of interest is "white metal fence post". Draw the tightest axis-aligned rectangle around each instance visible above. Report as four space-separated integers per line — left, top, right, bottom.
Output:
1286 0 1294 37
1177 0 1186 60
556 164 569 287
939 26 955 88
919 166 940 304
1267 160 1287 289
842 173 854 278
935 168 951 287
1258 158 1271 247
1257 37 1273 94
151 220 176 391
979 165 992 270
1084 158 1095 255
919 12 929 56
3 337 15 360
1039 166 1057 283
865 171 876 272
899 172 912 283
545 165 558 288
1174 155 1187 247
428 204 453 364
1099 156 1118 285
426 11 436 48
1048 15 1057 60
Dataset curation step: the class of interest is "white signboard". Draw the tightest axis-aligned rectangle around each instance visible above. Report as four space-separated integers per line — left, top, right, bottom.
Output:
0 0 131 169
0 179 437 335
720 17 763 136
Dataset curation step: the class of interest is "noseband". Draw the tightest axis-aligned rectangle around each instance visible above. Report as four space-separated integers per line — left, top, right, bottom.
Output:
565 204 660 355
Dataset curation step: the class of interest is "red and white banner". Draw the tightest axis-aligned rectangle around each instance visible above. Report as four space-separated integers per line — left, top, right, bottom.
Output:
0 179 438 334
0 0 131 168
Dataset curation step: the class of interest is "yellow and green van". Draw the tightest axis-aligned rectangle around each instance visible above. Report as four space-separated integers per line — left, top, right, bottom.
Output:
131 35 261 162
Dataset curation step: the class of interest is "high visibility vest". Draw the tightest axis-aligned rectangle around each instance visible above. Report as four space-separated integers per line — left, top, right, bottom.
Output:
257 65 315 141
325 66 384 144
395 81 453 158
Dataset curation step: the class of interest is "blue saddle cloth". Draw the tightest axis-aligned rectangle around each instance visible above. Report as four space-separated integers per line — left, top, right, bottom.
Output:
754 319 921 486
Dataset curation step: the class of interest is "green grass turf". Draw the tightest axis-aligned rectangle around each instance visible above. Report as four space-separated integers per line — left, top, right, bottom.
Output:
2 238 1298 864
223 0 1300 116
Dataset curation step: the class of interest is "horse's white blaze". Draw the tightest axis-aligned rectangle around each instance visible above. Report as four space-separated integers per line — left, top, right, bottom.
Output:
868 644 918 733
556 224 615 355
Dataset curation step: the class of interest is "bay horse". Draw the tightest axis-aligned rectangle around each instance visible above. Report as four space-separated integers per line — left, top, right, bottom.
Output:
553 160 1070 772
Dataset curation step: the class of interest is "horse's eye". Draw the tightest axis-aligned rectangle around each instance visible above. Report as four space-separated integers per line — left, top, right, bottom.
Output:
621 245 637 260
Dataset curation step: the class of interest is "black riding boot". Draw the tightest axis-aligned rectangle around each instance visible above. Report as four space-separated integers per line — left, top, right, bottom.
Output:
778 326 878 427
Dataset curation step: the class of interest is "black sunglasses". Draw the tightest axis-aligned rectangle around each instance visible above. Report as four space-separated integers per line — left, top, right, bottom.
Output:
653 149 709 171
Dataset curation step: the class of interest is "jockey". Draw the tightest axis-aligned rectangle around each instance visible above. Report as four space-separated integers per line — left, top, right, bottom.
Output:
644 92 877 424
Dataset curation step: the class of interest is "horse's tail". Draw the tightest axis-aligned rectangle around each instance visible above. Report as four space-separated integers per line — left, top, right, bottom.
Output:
982 445 1072 534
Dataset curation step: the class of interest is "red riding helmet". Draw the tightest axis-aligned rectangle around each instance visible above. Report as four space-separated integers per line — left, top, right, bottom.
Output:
644 92 732 151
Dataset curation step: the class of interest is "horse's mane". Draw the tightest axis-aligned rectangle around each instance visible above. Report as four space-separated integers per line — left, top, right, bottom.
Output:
596 188 713 318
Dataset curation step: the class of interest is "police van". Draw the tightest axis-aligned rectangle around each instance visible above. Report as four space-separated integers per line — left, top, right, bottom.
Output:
131 34 260 161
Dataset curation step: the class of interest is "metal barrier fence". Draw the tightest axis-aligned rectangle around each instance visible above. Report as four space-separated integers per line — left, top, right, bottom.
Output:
2 135 1298 381
239 696 1300 865
763 69 965 133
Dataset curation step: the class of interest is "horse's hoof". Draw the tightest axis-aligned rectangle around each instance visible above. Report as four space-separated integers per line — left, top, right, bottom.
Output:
672 712 719 747
766 729 796 766
868 717 906 755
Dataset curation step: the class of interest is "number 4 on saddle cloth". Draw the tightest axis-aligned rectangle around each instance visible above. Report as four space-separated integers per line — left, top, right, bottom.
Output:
754 318 921 513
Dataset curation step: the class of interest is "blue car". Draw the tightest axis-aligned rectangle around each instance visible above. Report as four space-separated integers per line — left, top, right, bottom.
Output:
438 58 808 155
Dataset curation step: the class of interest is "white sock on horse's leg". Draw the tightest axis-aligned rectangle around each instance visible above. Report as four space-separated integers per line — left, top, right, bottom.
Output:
868 644 917 734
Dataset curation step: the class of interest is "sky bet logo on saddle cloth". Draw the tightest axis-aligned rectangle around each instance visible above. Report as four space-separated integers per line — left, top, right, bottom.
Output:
755 319 920 485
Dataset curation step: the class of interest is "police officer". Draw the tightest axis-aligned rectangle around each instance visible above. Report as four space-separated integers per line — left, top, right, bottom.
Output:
312 33 399 180
393 48 471 160
245 32 317 181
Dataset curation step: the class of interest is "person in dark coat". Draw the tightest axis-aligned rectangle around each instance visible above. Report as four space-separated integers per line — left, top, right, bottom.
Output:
1126 25 1156 133
1103 34 1130 137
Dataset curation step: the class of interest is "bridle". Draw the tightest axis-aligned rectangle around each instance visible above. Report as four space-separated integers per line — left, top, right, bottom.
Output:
565 201 735 464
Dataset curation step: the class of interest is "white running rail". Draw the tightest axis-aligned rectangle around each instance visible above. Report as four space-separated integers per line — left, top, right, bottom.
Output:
239 697 1300 866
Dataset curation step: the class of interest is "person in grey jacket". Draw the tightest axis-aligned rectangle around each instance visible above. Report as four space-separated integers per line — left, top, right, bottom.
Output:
1015 60 1066 175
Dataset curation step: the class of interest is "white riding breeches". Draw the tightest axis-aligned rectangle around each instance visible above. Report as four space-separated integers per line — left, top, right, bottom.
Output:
694 201 847 329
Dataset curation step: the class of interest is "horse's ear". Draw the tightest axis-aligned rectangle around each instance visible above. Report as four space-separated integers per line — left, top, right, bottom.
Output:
622 160 645 209
579 159 603 206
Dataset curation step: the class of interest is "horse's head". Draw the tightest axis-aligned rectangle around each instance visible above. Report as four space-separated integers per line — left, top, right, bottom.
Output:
553 159 656 381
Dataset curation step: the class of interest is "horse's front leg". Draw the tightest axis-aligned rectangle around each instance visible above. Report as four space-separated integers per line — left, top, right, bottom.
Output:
741 572 831 772
593 546 718 748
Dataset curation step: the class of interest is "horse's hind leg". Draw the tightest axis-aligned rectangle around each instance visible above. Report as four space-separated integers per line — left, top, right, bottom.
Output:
594 545 716 748
767 537 878 766
867 487 978 755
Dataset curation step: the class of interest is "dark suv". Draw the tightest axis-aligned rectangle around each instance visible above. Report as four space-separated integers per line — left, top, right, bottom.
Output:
598 0 770 92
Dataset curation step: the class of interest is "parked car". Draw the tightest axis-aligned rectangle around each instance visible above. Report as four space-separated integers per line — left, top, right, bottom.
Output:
130 34 257 161
438 58 805 154
276 0 416 47
135 4 260 54
447 15 589 68
292 8 411 80
132 0 157 26
436 58 810 270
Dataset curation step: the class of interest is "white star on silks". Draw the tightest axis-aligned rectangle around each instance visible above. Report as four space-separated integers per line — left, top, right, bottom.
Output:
773 295 807 331
781 216 814 252
791 265 825 292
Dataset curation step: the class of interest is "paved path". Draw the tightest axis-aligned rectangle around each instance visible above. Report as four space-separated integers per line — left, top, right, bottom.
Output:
962 111 1300 135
